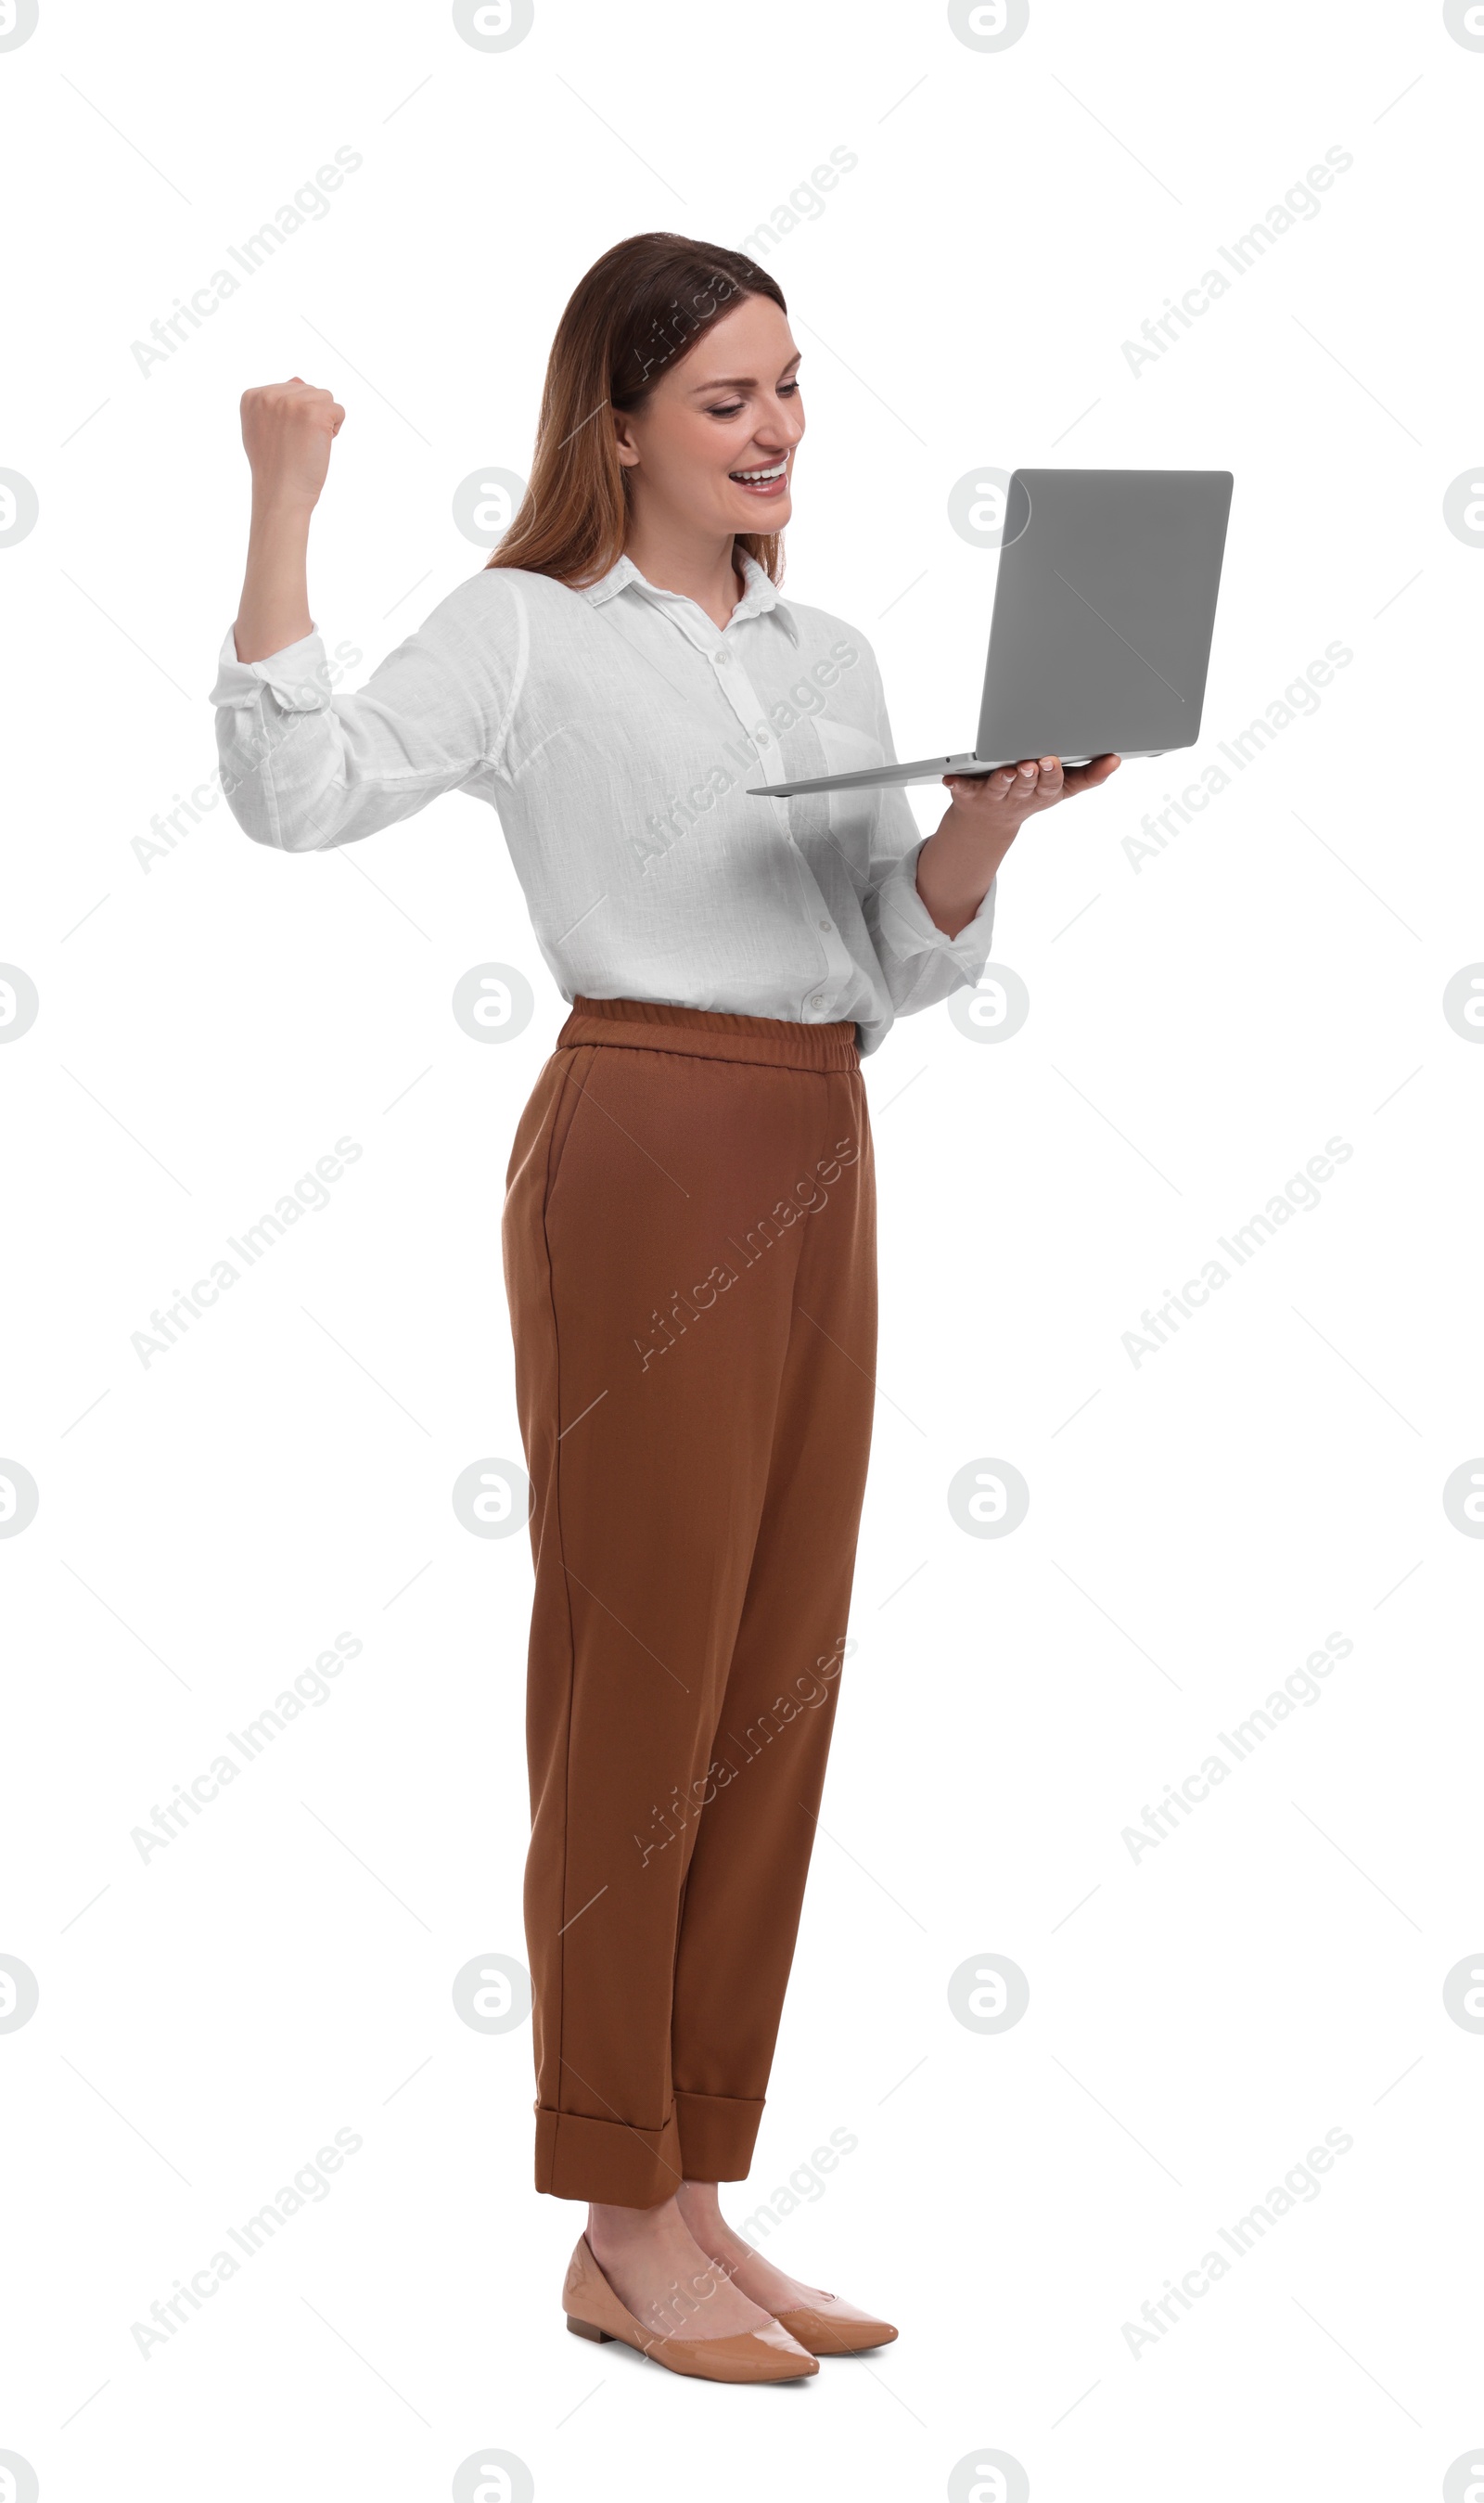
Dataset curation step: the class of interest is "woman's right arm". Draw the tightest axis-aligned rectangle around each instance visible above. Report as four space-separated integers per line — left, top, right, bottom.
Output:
234 376 333 661
213 377 524 854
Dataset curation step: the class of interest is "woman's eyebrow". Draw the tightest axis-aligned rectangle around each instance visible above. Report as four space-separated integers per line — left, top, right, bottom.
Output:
688 354 802 393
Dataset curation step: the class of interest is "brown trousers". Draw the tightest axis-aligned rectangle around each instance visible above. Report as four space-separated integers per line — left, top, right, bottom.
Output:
501 995 877 2206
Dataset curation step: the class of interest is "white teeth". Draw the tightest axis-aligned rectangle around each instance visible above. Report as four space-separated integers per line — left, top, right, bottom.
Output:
731 461 787 481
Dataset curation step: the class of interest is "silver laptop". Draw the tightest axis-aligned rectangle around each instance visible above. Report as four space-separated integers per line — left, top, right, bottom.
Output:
748 467 1234 796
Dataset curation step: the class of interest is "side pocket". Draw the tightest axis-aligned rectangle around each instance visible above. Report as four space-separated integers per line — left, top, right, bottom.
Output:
504 1051 558 1200
543 1045 595 1215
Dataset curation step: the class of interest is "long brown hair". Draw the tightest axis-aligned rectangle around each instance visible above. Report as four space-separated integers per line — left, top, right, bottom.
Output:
484 233 789 592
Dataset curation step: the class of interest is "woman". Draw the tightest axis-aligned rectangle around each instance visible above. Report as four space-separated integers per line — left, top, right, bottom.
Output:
211 232 1119 2387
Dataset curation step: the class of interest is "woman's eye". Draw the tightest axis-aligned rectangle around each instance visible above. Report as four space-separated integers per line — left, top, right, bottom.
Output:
708 382 799 419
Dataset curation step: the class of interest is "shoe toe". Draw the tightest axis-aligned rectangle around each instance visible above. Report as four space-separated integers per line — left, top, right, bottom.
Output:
774 2294 898 2355
754 2318 820 2366
652 2321 819 2381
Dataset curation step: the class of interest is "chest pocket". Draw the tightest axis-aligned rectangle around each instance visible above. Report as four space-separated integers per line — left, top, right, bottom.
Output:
793 714 889 855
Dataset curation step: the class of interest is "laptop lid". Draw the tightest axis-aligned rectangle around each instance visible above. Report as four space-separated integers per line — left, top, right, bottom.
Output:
977 469 1234 762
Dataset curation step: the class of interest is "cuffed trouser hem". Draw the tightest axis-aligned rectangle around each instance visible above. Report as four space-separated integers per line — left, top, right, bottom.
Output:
674 2089 765 2183
535 2104 684 2208
533 2092 766 2204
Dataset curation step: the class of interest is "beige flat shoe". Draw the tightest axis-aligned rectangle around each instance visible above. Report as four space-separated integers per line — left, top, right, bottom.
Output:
562 2234 818 2384
771 2289 899 2355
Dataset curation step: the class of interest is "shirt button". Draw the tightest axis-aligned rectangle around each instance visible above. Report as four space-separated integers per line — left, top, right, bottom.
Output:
818 919 831 931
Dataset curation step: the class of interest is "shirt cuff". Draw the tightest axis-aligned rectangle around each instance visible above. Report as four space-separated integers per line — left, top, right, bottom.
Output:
209 619 332 712
877 841 997 961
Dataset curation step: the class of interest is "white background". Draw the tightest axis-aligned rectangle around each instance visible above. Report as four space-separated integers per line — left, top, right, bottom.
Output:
3 2 1482 2497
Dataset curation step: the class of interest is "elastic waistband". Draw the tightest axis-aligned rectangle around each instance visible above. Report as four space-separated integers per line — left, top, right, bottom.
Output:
556 994 861 1072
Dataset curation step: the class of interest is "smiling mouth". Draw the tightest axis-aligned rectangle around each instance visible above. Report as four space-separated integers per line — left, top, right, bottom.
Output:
729 459 790 494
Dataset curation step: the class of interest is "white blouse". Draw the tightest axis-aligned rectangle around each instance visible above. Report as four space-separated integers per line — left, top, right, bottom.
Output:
209 546 997 1057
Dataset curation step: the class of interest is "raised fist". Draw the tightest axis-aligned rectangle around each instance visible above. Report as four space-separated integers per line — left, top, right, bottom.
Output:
239 376 345 508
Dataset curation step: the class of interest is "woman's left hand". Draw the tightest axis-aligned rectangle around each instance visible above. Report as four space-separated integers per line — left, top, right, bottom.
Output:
944 750 1121 831
915 752 1121 937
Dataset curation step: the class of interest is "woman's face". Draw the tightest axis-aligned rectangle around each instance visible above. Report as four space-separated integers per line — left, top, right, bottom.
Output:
613 292 804 539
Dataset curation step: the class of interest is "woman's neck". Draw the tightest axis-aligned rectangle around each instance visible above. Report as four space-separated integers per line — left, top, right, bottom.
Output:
620 520 746 632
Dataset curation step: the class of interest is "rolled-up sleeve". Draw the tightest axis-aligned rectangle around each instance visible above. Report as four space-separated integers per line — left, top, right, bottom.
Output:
209 570 528 853
858 648 997 1016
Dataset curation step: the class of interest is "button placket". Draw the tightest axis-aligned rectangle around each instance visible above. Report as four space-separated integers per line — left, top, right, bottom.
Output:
728 642 867 1016
715 648 789 833
645 609 853 1023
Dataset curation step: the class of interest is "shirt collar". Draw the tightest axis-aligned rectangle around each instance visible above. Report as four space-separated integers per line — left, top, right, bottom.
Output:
582 546 800 646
